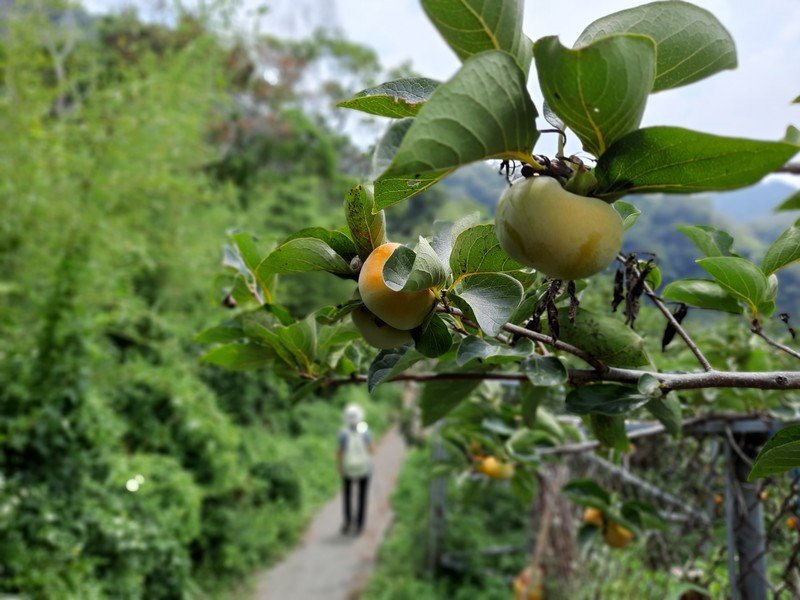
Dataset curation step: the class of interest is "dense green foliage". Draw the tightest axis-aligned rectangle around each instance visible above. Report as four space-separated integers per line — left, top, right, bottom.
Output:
0 4 400 597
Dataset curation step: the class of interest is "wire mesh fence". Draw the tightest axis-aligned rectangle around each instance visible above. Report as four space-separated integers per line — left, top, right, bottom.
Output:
429 415 800 599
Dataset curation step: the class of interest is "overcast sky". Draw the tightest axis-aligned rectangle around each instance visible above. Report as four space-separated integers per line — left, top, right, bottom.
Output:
86 0 799 179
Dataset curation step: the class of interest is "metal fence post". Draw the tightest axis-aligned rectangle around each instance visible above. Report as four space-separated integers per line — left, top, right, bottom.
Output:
724 430 768 600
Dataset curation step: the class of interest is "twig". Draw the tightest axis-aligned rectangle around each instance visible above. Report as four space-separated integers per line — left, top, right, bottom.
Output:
618 253 714 372
775 162 800 175
438 305 605 370
751 326 800 361
323 368 800 392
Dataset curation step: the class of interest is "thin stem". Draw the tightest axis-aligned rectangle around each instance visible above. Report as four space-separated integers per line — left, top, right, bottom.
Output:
438 305 605 370
775 162 800 175
618 253 714 372
751 326 800 361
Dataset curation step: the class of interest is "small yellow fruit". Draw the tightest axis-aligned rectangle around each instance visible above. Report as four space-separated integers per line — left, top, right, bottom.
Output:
351 306 413 349
583 507 604 528
513 566 544 600
495 176 623 280
358 242 436 330
477 456 515 480
713 494 724 506
604 521 634 549
788 516 798 530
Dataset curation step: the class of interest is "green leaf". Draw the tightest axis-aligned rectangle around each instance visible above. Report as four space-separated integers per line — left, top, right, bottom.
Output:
201 343 274 371
421 0 532 74
345 184 387 261
231 232 263 274
282 227 357 262
456 336 533 366
375 51 538 210
338 78 440 118
241 317 297 368
195 324 243 344
556 308 649 368
522 355 567 386
637 373 661 398
519 381 545 428
566 384 649 416
450 224 523 277
595 127 800 197
761 223 800 275
696 256 768 313
794 95 800 104
563 479 611 509
450 272 523 336
644 263 662 291
748 424 800 480
614 201 641 231
677 225 735 257
589 413 629 452
533 34 656 157
431 212 482 274
258 237 352 276
372 119 450 206
315 300 362 325
420 377 483 425
510 469 538 505
575 1 737 92
275 317 317 375
367 345 422 393
645 395 682 438
775 190 800 212
383 237 447 292
412 313 453 358
662 279 742 314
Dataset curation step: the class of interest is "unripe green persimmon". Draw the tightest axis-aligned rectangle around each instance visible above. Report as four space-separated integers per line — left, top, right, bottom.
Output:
351 306 413 349
358 242 435 330
495 176 623 280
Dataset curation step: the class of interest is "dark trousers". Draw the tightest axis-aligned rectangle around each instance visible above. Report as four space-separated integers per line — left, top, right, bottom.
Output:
342 476 370 529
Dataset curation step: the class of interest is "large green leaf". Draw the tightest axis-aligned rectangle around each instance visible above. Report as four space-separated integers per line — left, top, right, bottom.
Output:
372 119 450 206
345 184 387 261
677 225 735 257
449 272 523 336
566 384 649 416
338 78 439 118
522 355 567 386
421 0 532 73
775 190 800 212
456 336 533 366
367 345 422 393
201 343 274 371
556 308 649 368
450 224 523 278
533 34 656 157
589 413 629 452
575 1 737 92
696 257 768 314
661 279 742 314
375 51 538 210
595 127 800 197
275 317 317 375
258 236 353 276
563 479 611 509
383 237 447 292
431 212 482 274
412 312 453 358
761 222 800 275
195 324 244 344
645 395 682 438
420 371 484 426
748 424 800 480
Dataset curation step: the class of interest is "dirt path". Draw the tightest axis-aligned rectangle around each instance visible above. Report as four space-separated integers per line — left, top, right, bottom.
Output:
254 426 407 600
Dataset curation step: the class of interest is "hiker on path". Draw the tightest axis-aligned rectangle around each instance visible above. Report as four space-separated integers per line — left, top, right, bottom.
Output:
337 404 374 535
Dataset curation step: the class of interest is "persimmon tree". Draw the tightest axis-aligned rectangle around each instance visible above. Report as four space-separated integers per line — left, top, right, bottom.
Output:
200 1 800 493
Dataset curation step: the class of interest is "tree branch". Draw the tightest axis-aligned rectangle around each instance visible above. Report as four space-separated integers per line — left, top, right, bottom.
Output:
324 368 800 391
776 162 800 175
618 253 714 372
751 326 800 362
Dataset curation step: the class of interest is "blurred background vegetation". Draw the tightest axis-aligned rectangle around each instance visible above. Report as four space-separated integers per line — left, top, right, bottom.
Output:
1 1 799 598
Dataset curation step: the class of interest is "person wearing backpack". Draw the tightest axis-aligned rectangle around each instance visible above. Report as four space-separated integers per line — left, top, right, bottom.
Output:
337 403 374 535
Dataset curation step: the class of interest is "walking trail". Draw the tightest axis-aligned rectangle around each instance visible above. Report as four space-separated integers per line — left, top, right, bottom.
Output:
254 426 407 600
